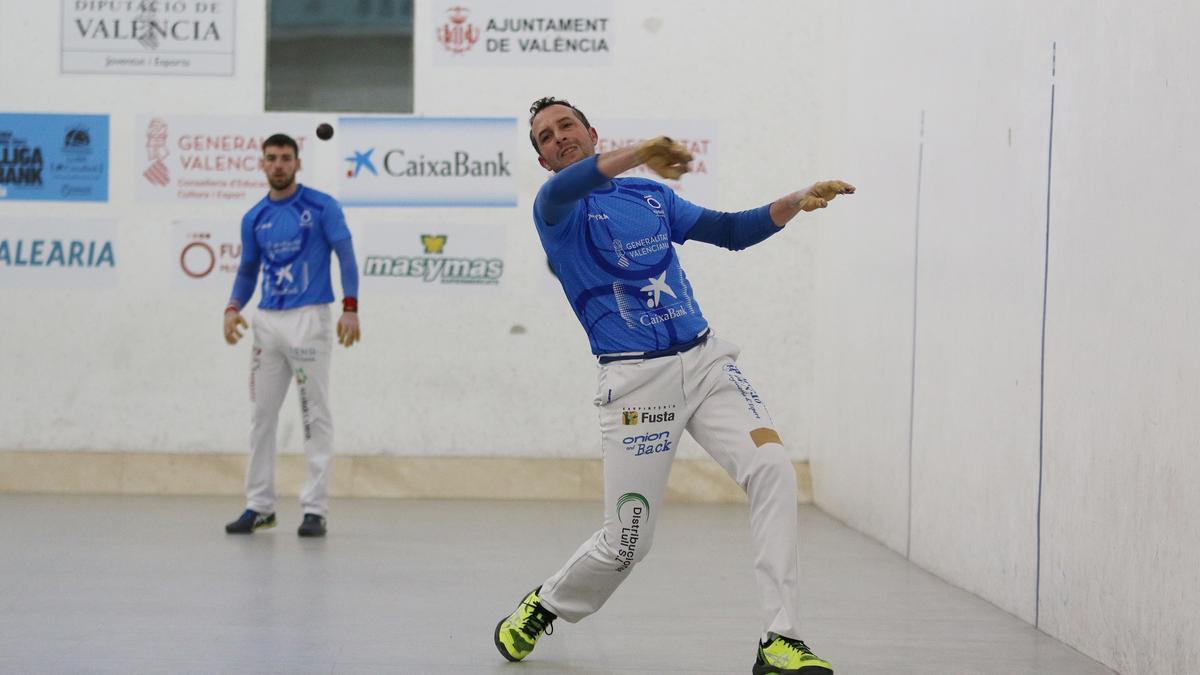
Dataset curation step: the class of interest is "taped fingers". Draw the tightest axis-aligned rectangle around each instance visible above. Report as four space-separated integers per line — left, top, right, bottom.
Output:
645 156 690 180
225 314 247 344
811 180 856 199
638 136 693 180
797 196 827 212
337 314 361 347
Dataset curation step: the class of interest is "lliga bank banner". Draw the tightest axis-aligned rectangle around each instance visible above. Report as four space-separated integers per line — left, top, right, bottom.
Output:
337 117 517 208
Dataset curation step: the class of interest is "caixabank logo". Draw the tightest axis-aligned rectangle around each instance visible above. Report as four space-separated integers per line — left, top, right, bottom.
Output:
343 146 510 179
363 234 503 285
337 117 518 208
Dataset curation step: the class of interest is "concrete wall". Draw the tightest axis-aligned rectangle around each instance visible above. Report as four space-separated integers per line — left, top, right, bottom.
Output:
810 1 1200 673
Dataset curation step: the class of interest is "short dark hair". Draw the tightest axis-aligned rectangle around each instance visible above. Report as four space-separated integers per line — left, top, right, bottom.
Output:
262 133 298 156
528 97 591 152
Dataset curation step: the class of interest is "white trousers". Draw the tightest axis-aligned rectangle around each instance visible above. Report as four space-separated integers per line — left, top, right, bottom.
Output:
244 305 335 517
538 335 804 639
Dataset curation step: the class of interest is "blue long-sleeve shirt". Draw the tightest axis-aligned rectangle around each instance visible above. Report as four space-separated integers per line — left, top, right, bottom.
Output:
229 184 358 310
534 155 780 355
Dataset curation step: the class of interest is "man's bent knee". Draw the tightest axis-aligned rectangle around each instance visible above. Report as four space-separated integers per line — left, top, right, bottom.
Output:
601 522 655 571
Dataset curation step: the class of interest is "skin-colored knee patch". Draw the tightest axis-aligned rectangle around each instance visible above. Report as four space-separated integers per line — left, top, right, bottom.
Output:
750 427 782 447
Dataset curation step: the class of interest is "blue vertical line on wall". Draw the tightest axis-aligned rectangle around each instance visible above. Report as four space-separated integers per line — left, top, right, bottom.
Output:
906 109 926 560
1036 41 1057 628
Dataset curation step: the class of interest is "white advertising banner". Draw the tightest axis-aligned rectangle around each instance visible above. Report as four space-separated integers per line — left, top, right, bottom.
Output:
432 0 613 66
135 115 319 204
172 219 242 290
359 221 506 294
0 218 117 289
337 117 517 207
594 119 719 207
61 0 237 76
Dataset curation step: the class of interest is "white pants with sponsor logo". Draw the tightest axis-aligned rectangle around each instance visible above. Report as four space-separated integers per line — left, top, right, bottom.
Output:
538 335 804 639
245 305 335 518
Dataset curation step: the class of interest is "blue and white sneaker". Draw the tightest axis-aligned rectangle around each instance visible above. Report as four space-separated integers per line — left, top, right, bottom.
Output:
224 509 276 534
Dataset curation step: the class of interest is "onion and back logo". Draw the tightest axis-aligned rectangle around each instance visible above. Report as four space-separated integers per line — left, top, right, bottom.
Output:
143 118 170 186
363 234 502 284
436 6 480 55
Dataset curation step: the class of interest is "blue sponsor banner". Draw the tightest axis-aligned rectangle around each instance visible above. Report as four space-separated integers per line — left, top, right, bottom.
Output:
0 113 109 202
338 116 517 207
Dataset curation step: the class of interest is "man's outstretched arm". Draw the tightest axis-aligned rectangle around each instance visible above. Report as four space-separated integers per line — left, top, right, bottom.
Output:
683 181 857 251
536 137 695 225
768 180 856 227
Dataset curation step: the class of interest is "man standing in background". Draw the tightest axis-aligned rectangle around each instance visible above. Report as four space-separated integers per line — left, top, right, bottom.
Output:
494 98 854 674
222 133 361 538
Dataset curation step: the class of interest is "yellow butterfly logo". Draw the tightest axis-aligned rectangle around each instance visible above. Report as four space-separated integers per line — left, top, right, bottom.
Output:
421 234 447 254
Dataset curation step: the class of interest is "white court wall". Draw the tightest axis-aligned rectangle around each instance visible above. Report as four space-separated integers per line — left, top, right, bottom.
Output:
1038 2 1200 672
0 1 828 461
5 0 1197 671
810 1 1200 673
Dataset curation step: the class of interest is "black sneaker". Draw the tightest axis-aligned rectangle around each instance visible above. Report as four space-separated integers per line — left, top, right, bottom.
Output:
224 509 276 534
298 513 327 537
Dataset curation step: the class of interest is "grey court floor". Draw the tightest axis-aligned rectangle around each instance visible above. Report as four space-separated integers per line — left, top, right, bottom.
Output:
0 495 1115 675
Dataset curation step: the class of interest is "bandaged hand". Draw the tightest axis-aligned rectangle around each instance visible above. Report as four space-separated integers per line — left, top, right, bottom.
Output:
337 312 361 348
224 310 247 345
791 180 856 211
636 136 693 180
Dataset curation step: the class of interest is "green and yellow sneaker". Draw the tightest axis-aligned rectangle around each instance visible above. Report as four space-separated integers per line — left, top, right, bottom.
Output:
754 633 833 674
494 586 557 662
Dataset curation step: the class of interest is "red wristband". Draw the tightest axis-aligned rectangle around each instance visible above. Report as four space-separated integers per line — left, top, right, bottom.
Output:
343 297 358 313
224 303 240 314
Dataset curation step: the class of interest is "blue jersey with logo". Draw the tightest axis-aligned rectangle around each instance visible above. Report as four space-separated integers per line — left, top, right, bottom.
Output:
535 168 711 355
240 185 351 310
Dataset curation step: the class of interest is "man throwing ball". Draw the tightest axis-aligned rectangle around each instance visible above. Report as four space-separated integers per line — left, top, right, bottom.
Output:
494 98 853 674
222 133 361 538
